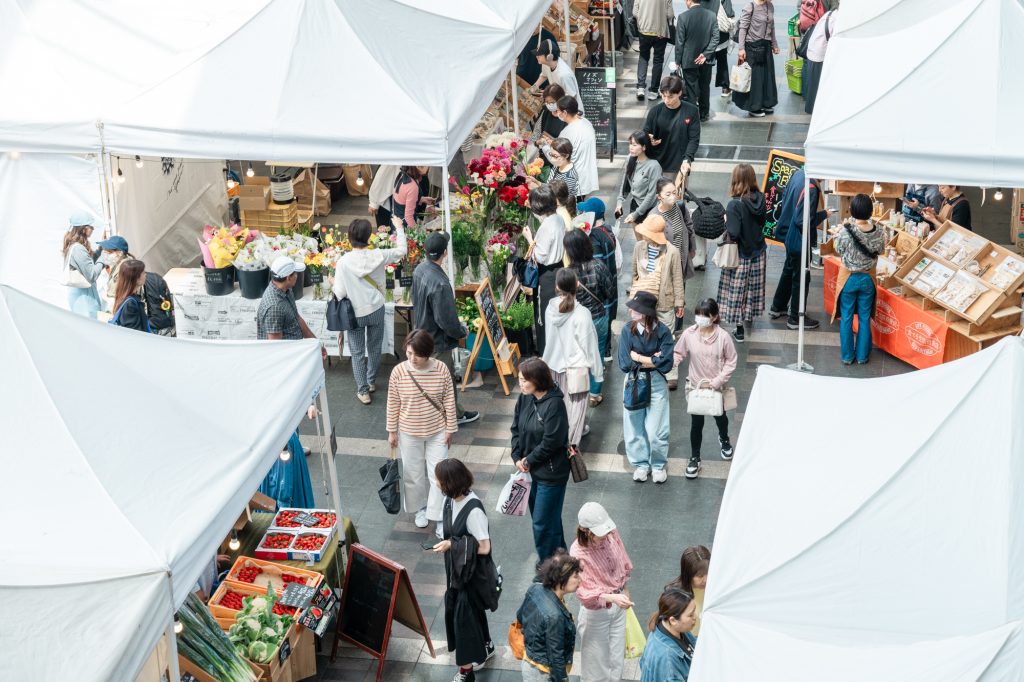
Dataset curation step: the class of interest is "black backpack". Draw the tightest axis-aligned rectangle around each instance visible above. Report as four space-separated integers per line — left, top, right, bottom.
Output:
685 190 727 240
143 272 175 331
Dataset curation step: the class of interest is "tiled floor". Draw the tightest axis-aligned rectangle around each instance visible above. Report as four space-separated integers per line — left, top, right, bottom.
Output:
306 6 913 679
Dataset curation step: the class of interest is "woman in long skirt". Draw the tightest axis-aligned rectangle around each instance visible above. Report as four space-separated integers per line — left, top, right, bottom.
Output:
717 164 768 342
733 0 779 117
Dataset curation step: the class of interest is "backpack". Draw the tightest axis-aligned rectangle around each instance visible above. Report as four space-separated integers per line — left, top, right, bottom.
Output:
799 0 824 33
143 272 174 331
796 11 832 60
590 224 617 274
685 190 727 240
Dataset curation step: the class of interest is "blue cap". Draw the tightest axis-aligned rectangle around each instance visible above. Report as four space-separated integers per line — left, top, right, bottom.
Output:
576 197 605 221
98 235 129 252
69 211 96 228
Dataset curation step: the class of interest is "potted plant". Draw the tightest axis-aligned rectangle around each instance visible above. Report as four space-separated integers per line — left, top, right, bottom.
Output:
457 297 495 371
501 295 536 357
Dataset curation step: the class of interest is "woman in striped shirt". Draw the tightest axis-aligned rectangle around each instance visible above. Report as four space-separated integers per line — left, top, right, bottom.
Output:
569 502 634 682
386 330 458 538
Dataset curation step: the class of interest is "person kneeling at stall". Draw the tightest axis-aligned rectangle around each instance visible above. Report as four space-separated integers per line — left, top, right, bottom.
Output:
829 194 886 366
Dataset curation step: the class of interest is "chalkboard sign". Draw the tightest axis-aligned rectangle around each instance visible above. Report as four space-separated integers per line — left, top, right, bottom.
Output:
280 583 317 609
474 278 509 363
576 67 617 160
332 544 434 682
761 149 805 243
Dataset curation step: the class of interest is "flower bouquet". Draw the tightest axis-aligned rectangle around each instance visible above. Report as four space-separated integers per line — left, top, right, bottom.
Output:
200 224 255 269
384 263 396 303
485 233 516 291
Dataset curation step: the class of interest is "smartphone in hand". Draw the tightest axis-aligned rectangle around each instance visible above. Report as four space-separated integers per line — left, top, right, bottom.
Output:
421 540 438 551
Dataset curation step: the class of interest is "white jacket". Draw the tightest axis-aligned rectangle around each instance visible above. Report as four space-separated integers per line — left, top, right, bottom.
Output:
332 226 407 317
544 117 599 196
542 298 603 382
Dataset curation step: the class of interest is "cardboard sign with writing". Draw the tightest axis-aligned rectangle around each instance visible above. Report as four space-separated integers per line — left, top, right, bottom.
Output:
761 149 805 243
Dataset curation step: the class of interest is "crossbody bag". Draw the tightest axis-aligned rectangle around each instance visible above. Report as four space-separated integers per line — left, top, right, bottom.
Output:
406 368 445 414
842 223 883 260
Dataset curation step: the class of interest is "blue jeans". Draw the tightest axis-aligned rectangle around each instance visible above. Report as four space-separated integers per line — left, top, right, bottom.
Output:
67 284 101 318
589 314 609 397
623 372 670 471
839 272 875 363
528 480 567 563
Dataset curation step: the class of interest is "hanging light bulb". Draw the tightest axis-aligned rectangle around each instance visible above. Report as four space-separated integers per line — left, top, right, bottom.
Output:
224 167 236 190
872 182 882 194
279 448 291 462
8 150 21 161
174 614 183 634
994 188 1004 201
228 530 240 551
117 159 126 185
134 155 144 169
356 170 365 187
246 162 255 178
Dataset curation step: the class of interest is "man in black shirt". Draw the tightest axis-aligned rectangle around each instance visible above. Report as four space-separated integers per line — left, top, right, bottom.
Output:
643 75 701 188
675 0 719 122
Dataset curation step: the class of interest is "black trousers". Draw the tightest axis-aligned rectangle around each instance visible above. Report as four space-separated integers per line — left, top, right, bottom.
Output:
691 413 729 458
683 65 713 119
637 33 667 90
771 248 811 320
714 32 731 88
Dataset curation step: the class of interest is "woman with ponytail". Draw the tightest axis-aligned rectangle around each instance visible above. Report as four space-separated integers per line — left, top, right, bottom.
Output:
640 588 698 681
542 268 603 452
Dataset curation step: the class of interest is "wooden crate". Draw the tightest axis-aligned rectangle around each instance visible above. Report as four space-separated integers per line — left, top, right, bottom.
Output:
241 201 298 235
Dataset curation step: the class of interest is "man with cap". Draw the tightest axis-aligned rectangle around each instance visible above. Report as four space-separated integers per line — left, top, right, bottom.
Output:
629 214 685 389
412 232 480 426
97 234 177 336
258 256 326 358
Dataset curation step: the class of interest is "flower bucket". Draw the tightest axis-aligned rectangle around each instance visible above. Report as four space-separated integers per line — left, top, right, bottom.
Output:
303 268 323 287
292 279 304 300
237 267 269 299
506 327 536 358
202 265 235 296
466 331 495 371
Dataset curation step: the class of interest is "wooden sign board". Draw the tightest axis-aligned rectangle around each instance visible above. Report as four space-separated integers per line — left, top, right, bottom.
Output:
331 544 434 682
462 278 522 396
761 149 805 244
577 67 617 161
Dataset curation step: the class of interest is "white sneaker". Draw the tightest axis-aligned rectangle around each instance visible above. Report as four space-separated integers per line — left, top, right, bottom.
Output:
414 508 429 528
652 469 668 484
633 467 649 482
435 524 444 539
582 424 591 437
636 87 645 100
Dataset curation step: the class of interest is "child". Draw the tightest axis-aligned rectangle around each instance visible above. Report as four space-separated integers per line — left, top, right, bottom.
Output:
673 298 738 479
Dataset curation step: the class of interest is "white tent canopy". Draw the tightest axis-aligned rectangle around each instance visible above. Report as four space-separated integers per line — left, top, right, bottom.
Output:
0 285 326 681
691 337 1024 680
805 0 1024 186
0 0 550 165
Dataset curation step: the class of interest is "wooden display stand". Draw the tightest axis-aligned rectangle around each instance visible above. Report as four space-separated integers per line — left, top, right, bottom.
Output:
462 278 521 396
832 180 903 222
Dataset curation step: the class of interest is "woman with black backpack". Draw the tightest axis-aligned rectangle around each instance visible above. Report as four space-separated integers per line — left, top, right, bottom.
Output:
432 458 496 682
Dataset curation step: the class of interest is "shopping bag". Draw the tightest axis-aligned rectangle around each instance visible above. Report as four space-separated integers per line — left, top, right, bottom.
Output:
508 620 525 660
624 607 647 658
712 242 739 269
730 62 752 93
377 449 401 514
685 380 725 416
723 386 738 411
495 471 531 516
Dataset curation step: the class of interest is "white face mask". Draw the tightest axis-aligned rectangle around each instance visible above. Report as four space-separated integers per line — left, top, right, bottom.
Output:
545 102 557 112
695 315 713 328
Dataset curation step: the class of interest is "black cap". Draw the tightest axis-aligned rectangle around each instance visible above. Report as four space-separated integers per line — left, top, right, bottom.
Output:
424 231 450 260
626 291 658 318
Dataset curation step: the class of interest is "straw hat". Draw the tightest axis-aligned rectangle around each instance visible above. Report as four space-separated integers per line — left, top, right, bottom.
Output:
635 214 667 245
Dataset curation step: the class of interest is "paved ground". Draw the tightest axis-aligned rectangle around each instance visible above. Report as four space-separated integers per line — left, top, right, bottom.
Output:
307 7 913 679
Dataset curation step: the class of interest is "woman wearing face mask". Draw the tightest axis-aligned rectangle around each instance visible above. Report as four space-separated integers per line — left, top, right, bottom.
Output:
615 131 662 226
673 298 737 480
668 545 711 637
639 588 698 681
618 291 675 483
531 84 568 149
651 178 696 281
392 165 435 227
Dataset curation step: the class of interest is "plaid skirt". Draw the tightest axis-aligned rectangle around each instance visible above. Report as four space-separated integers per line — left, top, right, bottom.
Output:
717 248 767 326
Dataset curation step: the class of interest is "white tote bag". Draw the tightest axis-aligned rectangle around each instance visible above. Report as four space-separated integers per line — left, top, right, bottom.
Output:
495 471 531 516
685 380 725 416
61 253 91 288
730 62 752 93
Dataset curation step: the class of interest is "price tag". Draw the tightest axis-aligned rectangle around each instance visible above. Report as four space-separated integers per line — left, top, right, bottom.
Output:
277 637 292 665
292 511 318 527
280 583 317 609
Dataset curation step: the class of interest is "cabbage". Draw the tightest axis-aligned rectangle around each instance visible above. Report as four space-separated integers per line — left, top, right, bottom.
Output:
247 641 270 664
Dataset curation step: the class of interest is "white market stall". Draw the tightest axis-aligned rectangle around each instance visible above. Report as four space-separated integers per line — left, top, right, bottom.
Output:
0 285 335 682
691 337 1024 681
789 0 1024 369
0 0 551 307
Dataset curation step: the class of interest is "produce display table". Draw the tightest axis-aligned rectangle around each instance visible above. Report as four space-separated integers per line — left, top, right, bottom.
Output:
165 268 398 356
823 257 999 369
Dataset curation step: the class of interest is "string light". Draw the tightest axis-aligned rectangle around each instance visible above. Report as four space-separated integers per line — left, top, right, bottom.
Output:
356 170 364 187
135 155 144 169
117 158 125 184
246 162 255 178
872 182 882 194
279 448 291 462
173 614 183 634
994 188 1004 201
228 530 240 551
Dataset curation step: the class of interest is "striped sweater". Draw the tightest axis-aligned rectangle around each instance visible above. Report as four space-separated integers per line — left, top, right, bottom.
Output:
385 360 458 438
569 530 633 610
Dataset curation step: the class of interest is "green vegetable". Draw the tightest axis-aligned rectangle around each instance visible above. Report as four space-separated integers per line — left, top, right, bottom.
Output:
177 593 257 682
247 640 270 664
227 584 295 666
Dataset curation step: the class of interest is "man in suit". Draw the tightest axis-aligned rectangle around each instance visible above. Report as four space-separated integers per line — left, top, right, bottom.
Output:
674 0 719 122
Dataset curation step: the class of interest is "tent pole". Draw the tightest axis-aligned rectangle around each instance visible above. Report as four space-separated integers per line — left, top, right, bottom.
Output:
442 142 456 287
788 172 814 373
564 0 571 63
510 65 521 137
165 619 181 681
316 389 344 560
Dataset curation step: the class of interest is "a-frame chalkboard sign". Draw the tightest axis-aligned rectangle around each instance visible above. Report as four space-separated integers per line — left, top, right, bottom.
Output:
462 277 521 396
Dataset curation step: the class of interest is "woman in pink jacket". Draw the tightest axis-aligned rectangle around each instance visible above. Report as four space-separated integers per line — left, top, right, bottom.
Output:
673 298 738 480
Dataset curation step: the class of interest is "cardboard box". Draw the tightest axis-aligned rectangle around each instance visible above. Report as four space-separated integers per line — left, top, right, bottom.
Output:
254 526 336 563
238 185 270 211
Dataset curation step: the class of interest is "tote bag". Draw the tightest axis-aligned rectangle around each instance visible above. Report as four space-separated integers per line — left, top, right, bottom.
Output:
730 62 752 93
62 254 91 288
713 240 739 269
685 380 725 416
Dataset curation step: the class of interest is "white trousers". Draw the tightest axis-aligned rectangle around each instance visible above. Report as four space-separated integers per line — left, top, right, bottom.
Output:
692 234 709 267
577 604 627 682
399 431 447 520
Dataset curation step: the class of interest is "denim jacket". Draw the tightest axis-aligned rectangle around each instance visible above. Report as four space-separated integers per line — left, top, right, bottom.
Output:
639 624 696 682
516 583 576 681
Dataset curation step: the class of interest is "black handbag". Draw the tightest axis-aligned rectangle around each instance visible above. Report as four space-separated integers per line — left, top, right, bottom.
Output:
624 367 652 411
326 294 358 332
568 445 589 483
745 39 770 66
685 190 727 239
377 452 401 514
